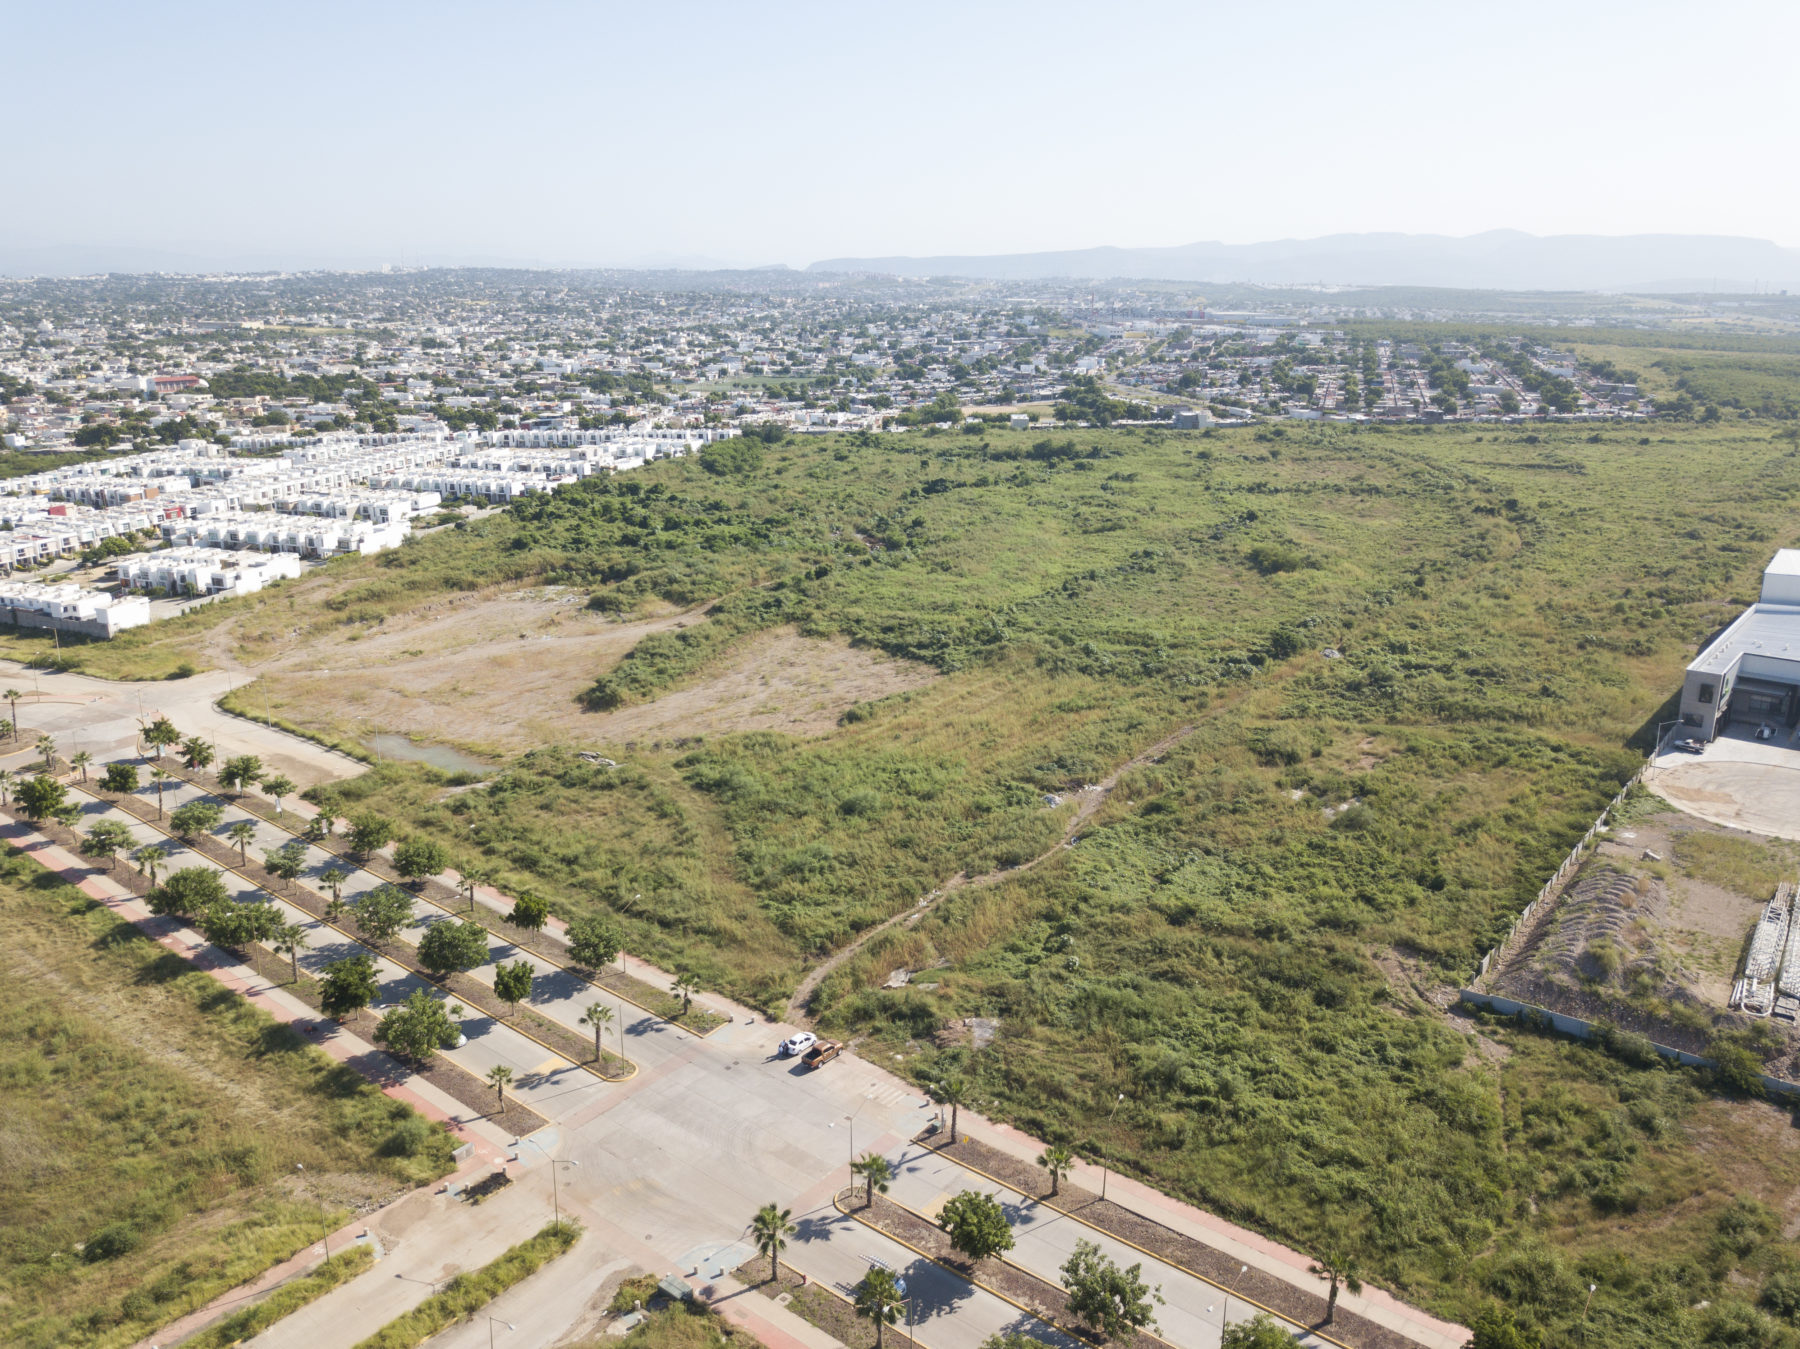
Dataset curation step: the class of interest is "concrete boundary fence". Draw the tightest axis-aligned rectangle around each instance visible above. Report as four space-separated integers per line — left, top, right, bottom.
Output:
1458 989 1800 1099
1474 766 1648 985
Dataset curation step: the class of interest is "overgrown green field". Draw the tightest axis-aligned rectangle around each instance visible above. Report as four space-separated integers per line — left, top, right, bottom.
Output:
0 849 453 1348
22 387 1800 1343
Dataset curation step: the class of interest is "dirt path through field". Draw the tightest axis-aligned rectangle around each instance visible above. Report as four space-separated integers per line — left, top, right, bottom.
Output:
785 720 1197 1021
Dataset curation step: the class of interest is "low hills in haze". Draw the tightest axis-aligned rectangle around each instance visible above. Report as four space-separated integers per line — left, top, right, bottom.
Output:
807 230 1800 293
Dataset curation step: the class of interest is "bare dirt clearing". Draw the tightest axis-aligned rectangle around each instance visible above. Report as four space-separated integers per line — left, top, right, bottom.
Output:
245 589 936 757
576 626 938 746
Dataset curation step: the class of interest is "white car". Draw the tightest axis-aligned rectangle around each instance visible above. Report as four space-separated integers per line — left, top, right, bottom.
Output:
780 1031 817 1058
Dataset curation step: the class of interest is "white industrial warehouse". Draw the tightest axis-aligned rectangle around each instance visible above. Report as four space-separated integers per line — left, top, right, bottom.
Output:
1681 550 1800 741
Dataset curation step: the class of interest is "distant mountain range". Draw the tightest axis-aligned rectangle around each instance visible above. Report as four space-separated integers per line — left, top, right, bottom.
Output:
806 231 1800 294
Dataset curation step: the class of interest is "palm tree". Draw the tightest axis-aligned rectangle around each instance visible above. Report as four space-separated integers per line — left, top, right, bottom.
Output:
320 867 347 904
854 1268 904 1349
1038 1144 1075 1197
135 844 167 887
462 866 489 913
148 765 168 818
4 689 21 740
851 1152 892 1209
580 1002 614 1069
70 751 91 784
934 1073 969 1144
1309 1250 1362 1326
35 734 55 772
182 736 215 772
672 969 697 1016
226 820 256 864
750 1203 795 1284
273 920 307 983
486 1064 513 1113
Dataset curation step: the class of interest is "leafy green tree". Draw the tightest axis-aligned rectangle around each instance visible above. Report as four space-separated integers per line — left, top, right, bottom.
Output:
1309 1250 1361 1325
417 919 489 978
493 960 533 1015
181 736 215 771
1038 1144 1075 1197
82 819 136 873
147 866 229 919
851 1153 892 1209
940 1189 1013 1263
348 812 393 856
1062 1240 1160 1342
1222 1313 1296 1349
218 754 264 794
853 1267 904 1349
198 898 280 954
486 1064 513 1111
373 989 460 1061
141 715 180 758
1464 1306 1541 1349
261 774 296 813
751 1202 795 1283
393 836 449 887
320 954 379 1018
100 762 139 794
508 890 550 930
263 840 307 890
226 819 256 863
169 800 222 839
319 866 348 903
353 884 414 945
568 913 622 970
16 774 67 821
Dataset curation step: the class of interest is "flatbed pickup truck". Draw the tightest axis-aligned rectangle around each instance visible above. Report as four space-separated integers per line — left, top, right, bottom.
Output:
801 1039 842 1069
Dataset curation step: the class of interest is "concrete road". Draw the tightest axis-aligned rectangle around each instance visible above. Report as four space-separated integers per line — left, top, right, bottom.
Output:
880 1142 1331 1349
0 658 361 789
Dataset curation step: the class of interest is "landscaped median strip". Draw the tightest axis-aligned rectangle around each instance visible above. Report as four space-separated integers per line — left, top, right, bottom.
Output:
0 798 554 1137
70 781 638 1086
920 1136 1365 1349
831 1188 1170 1349
156 758 727 1036
351 1220 580 1349
182 1242 377 1349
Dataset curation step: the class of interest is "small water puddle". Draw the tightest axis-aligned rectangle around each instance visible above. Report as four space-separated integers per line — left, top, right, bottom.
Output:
366 734 490 775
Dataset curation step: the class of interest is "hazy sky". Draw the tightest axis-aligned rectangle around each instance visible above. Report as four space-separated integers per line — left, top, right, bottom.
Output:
8 0 1797 269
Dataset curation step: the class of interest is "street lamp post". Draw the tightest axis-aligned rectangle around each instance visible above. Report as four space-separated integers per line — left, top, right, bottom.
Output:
549 1158 580 1225
487 1316 514 1349
1100 1093 1124 1201
295 1162 329 1264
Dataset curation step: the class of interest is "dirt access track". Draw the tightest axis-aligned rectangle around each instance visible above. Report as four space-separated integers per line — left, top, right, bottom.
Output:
227 586 936 759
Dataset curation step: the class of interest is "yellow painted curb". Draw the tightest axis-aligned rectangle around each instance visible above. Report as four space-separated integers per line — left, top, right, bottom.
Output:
922 1145 1353 1349
72 783 641 1088
159 764 721 1038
